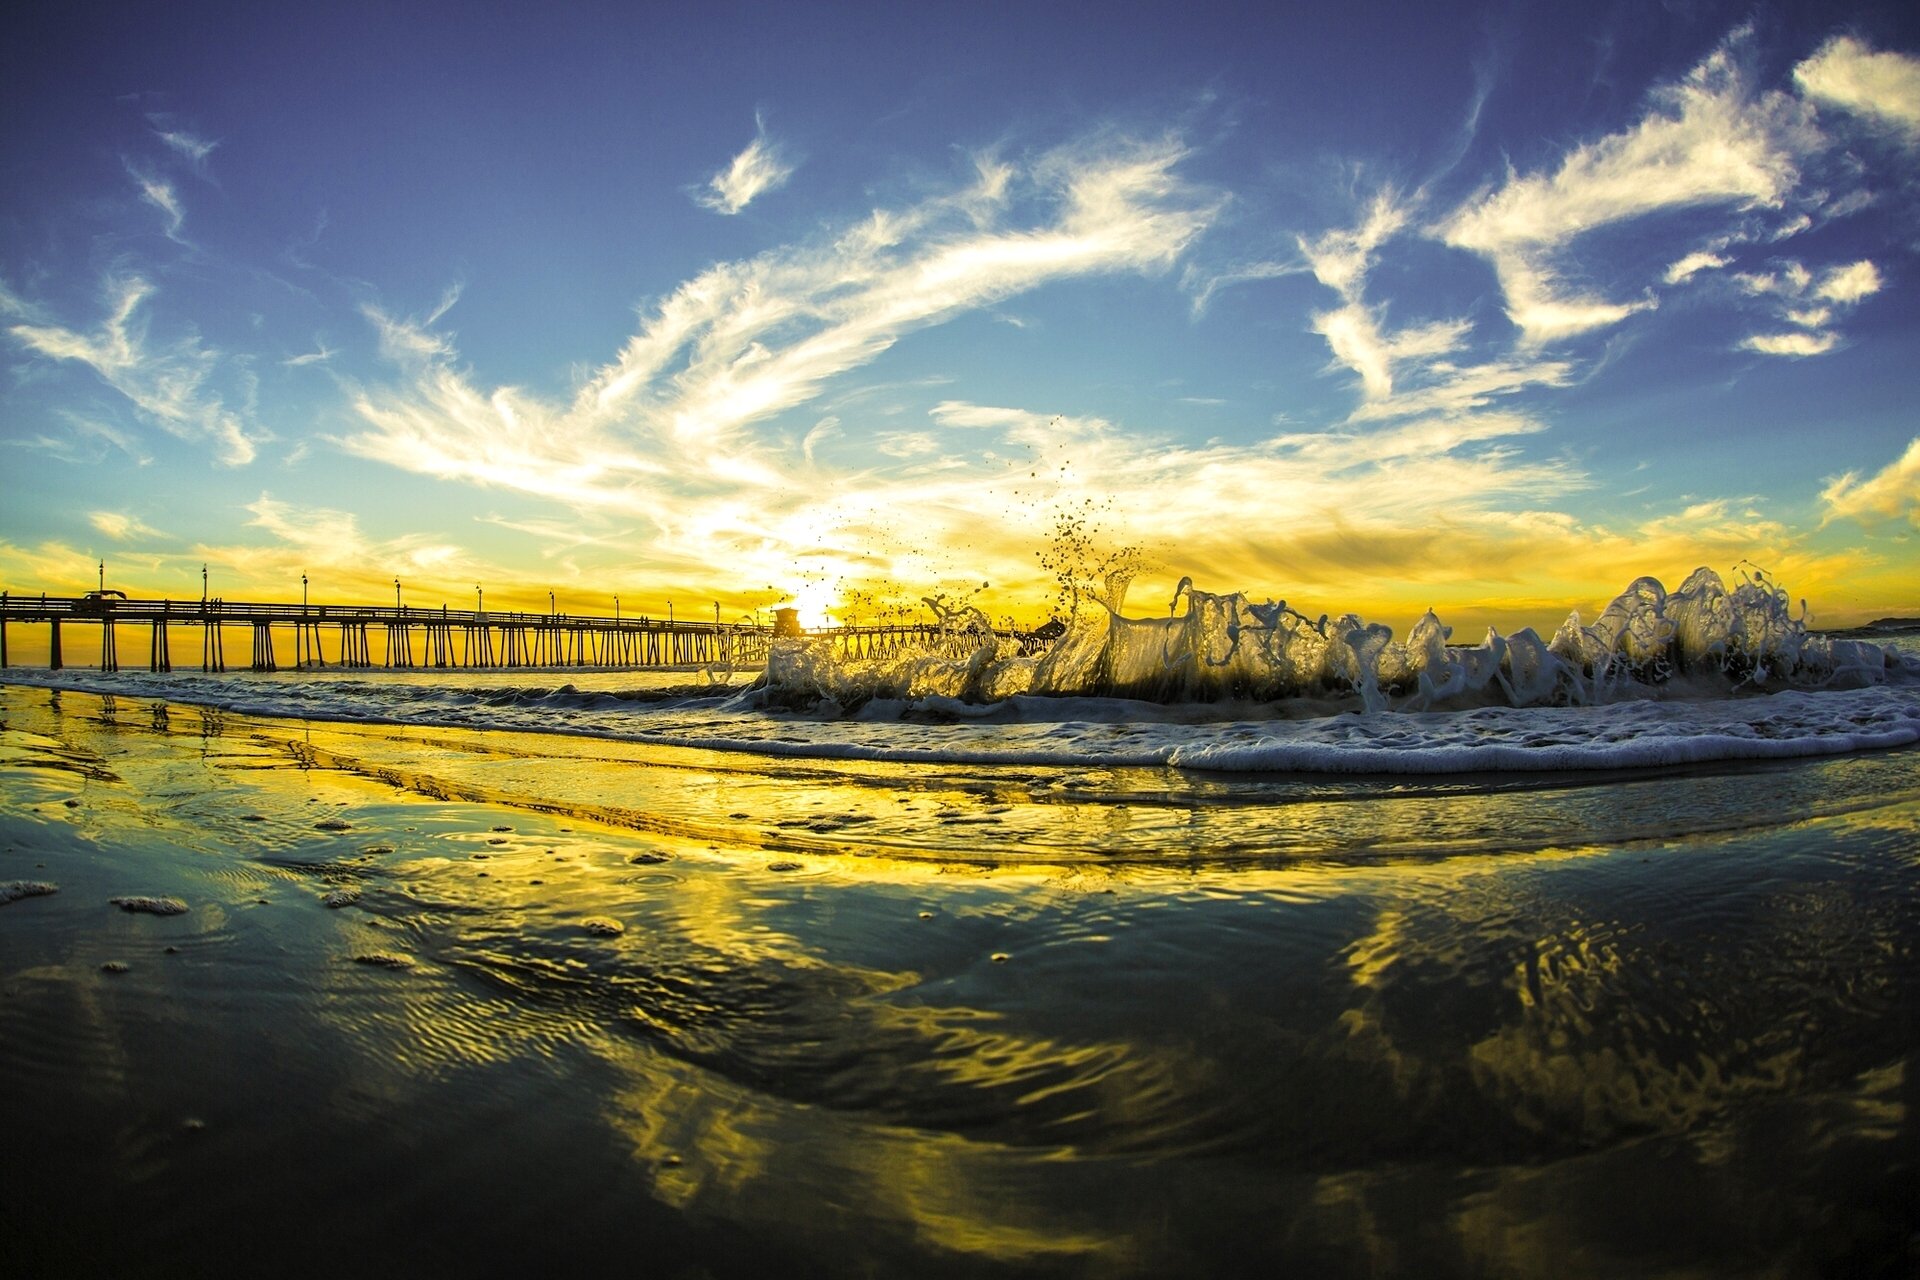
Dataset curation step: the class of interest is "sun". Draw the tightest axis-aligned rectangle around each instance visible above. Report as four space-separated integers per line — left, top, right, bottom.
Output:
780 585 841 631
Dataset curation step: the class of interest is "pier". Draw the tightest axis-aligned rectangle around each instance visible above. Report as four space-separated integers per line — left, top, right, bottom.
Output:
0 592 1007 674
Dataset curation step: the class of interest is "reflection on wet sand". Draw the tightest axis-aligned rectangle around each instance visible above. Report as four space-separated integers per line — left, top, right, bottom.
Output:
1 684 1916 1276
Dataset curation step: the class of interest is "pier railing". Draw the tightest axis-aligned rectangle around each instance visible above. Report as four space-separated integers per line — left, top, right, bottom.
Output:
0 592 1030 673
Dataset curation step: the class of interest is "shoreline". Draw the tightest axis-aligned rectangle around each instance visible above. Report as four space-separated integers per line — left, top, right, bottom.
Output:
3 681 1917 1276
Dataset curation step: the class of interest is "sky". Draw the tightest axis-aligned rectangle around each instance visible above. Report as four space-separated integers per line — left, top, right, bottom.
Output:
3 0 1918 633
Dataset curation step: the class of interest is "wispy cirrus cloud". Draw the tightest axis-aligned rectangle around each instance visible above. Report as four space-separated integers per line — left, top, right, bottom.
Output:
1182 257 1308 316
283 340 337 368
153 127 219 169
6 276 259 465
1795 35 1920 146
344 131 1222 535
1434 29 1819 346
1822 436 1920 528
1293 192 1570 425
6 410 154 467
693 115 798 215
1300 189 1475 403
128 166 187 242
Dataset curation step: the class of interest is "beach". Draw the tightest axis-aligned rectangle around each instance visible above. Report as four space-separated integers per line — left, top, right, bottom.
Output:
3 675 1917 1277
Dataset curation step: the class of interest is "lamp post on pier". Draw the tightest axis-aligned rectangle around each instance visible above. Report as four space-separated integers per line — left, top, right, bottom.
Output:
476 585 483 615
615 594 620 622
302 574 308 611
394 578 402 612
548 590 555 618
98 560 105 593
201 564 207 604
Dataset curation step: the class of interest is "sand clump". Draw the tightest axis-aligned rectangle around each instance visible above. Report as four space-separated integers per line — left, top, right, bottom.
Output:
111 895 190 915
1 881 60 905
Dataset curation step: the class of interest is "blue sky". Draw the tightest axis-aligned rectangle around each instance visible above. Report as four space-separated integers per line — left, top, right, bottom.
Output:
3 0 1917 629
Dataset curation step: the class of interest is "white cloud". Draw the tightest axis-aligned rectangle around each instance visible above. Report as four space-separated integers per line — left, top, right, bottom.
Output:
1732 258 1879 356
90 511 164 541
241 494 488 585
930 401 1033 431
1183 258 1307 316
1301 191 1407 299
1795 35 1920 145
1344 356 1576 423
800 416 839 462
1741 330 1838 357
1821 436 1920 527
1816 259 1883 303
1435 30 1819 345
1299 190 1479 402
5 410 153 467
129 167 186 240
693 116 798 215
1663 251 1730 284
153 126 218 168
1734 262 1812 296
344 130 1222 537
6 276 258 464
283 341 336 368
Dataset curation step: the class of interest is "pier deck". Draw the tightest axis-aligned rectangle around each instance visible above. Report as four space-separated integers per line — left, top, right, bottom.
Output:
0 593 983 673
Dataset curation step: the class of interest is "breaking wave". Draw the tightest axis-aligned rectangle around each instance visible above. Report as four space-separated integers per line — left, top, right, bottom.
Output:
4 566 1916 778
755 566 1918 714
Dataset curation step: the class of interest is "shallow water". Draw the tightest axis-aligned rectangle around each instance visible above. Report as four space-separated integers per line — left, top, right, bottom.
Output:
2 681 1917 1277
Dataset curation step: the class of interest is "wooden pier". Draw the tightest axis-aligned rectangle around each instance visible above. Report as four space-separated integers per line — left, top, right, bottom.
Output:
0 592 1011 674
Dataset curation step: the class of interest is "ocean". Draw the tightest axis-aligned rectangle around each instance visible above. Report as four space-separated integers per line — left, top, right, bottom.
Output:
3 570 1917 1277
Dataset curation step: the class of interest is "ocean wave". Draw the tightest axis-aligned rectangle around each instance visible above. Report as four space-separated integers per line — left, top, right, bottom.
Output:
755 566 1919 713
5 567 1917 778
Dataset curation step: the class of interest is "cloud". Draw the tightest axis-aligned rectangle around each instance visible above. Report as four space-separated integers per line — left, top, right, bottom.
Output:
899 397 1588 611
1734 261 1811 297
1434 29 1820 345
1815 259 1883 303
283 341 336 368
344 130 1223 535
1297 190 1480 403
1741 330 1837 357
6 276 259 464
241 494 491 588
153 126 219 169
800 416 840 463
90 511 164 541
1733 258 1880 356
1663 251 1730 285
1794 35 1920 145
1822 436 1920 527
4 409 154 467
476 514 640 558
693 116 798 215
129 166 186 241
1183 258 1308 316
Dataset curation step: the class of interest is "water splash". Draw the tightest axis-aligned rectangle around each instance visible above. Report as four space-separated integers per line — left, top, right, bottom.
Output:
757 566 1915 713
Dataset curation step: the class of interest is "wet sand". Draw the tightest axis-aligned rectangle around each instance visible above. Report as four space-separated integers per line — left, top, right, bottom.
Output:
3 683 1917 1277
